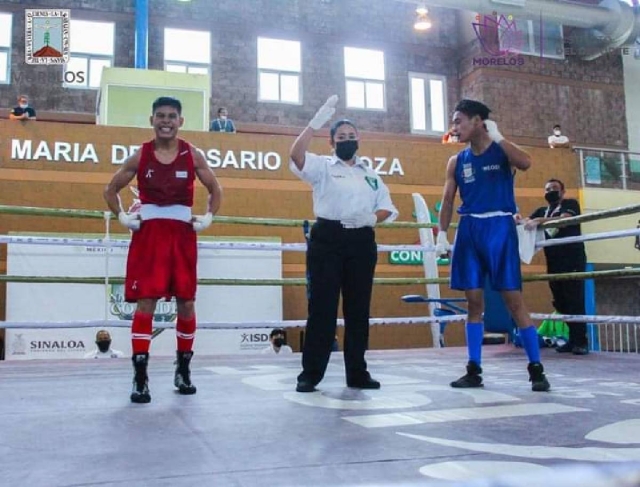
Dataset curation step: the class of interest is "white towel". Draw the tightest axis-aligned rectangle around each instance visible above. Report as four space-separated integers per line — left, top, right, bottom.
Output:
516 225 544 264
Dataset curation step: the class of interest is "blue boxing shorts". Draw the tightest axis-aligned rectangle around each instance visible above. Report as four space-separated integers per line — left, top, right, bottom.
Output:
450 214 521 291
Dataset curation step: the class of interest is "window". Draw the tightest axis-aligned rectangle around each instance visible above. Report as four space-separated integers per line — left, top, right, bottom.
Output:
257 37 301 104
500 18 564 59
64 20 114 89
409 73 447 135
344 47 385 110
0 13 12 84
164 28 211 75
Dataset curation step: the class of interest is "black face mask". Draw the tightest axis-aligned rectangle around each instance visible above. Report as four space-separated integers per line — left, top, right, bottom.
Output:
335 140 358 161
96 340 111 353
273 338 285 348
545 191 561 204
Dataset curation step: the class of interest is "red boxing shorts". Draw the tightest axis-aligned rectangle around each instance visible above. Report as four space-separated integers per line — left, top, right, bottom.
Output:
125 219 197 302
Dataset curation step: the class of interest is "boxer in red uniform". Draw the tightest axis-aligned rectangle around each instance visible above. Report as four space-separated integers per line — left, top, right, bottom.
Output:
104 97 222 404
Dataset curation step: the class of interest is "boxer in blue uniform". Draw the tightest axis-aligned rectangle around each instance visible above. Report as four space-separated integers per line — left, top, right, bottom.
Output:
436 99 550 392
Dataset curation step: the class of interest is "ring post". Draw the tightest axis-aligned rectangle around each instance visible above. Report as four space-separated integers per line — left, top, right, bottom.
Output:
585 262 599 352
103 211 112 325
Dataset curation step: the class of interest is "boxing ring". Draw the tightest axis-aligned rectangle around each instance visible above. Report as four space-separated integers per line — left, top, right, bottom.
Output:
2 198 640 487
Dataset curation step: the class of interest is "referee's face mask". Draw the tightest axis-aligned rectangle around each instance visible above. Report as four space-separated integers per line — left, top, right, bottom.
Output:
331 121 359 161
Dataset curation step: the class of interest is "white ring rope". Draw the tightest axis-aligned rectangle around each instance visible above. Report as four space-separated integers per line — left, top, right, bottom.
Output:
1 313 638 329
103 211 111 324
0 235 424 253
535 227 640 248
2 226 640 253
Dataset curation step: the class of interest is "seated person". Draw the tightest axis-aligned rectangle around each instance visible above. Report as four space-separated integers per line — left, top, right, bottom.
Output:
209 107 236 133
9 94 36 121
262 328 293 355
548 124 570 148
84 330 124 359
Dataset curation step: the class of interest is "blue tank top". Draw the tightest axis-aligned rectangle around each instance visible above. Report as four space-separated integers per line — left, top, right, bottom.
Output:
455 142 517 214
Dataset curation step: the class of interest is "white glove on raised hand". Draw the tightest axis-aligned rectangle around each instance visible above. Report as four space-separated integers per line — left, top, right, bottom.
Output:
340 213 378 229
192 212 213 232
308 95 338 130
484 119 505 144
435 231 451 256
118 212 141 231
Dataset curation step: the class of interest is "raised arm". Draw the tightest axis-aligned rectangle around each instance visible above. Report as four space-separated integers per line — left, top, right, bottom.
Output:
485 120 531 171
290 95 338 171
290 127 316 171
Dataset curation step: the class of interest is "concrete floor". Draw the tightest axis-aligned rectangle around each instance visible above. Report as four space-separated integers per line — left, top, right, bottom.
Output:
2 345 640 487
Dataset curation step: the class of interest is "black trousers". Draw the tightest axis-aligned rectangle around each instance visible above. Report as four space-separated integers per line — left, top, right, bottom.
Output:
299 218 377 384
549 262 588 347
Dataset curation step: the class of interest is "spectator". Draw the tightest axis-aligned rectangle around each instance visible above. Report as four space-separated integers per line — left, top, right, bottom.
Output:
84 330 124 359
262 328 293 355
9 94 36 121
442 126 459 144
547 124 570 148
524 178 588 355
209 107 236 133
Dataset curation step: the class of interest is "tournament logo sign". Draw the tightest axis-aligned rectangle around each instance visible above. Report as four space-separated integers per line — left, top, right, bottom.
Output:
471 12 526 66
109 284 177 323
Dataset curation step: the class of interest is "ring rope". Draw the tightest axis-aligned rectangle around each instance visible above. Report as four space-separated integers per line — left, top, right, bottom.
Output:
540 202 640 229
0 312 638 329
0 235 426 253
0 205 441 229
2 201 639 229
535 227 640 248
2 226 640 253
1 268 639 285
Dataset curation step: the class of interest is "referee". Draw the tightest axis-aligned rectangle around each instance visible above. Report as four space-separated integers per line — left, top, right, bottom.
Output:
290 95 398 393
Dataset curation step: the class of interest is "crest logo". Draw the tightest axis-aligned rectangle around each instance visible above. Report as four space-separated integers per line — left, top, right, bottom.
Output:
25 9 70 65
365 176 379 191
10 333 27 355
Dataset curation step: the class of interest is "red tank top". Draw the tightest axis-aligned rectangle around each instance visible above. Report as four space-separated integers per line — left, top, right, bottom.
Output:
137 139 195 207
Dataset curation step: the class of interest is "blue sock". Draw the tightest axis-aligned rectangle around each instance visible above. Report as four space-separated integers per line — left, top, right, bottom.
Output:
466 322 484 365
520 325 541 363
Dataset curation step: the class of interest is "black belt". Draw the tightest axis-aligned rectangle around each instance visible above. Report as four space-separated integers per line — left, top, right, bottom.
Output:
314 217 373 232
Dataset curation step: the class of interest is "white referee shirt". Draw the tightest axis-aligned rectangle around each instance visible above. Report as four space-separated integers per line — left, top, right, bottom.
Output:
290 152 398 222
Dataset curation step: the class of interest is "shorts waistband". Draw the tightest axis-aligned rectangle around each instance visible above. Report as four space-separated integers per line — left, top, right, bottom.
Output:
463 211 513 219
140 204 192 222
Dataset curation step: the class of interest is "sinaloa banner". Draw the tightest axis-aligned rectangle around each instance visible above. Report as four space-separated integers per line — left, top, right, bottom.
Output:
7 327 277 360
5 236 283 360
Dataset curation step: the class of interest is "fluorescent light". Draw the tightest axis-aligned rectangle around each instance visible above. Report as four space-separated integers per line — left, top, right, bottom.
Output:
414 6 432 31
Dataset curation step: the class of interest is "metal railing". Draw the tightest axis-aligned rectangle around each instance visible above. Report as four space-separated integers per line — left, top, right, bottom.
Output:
575 146 640 191
595 322 640 353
